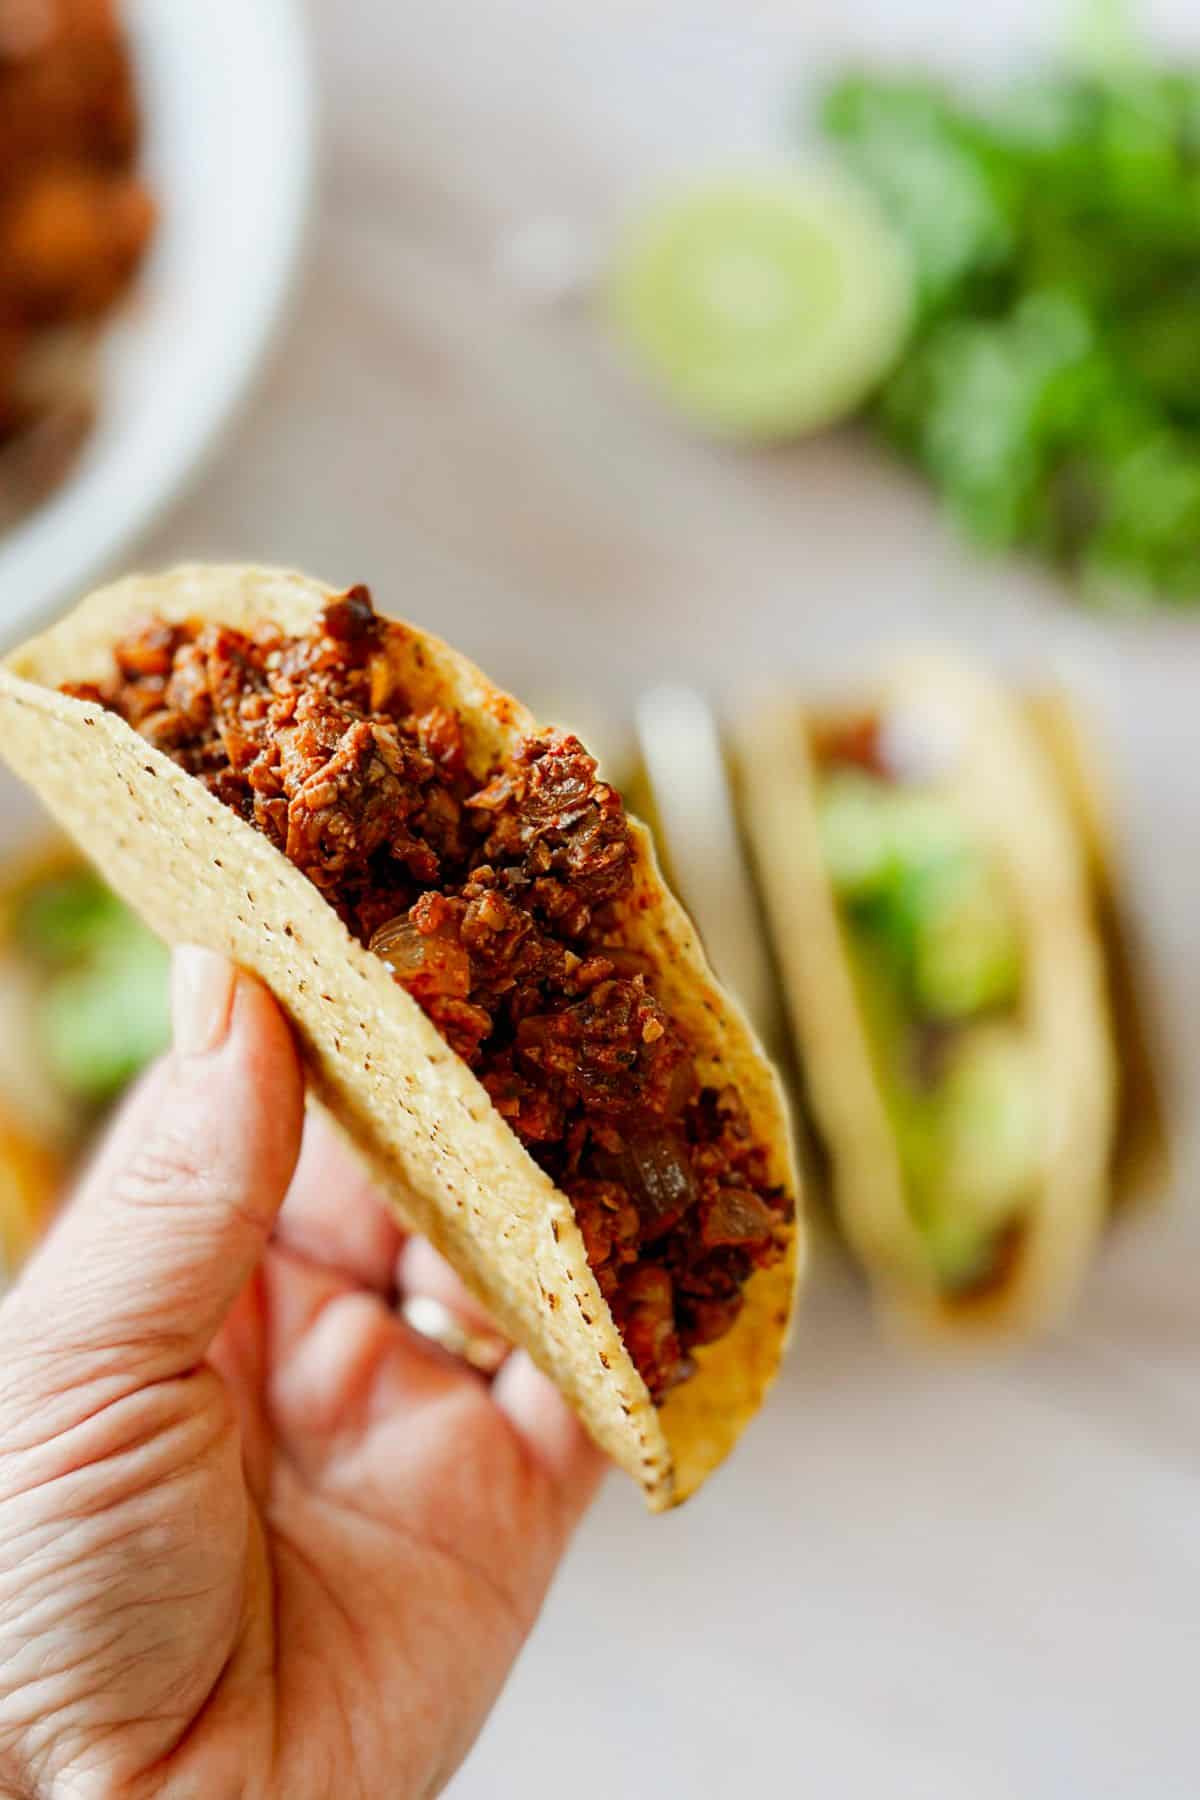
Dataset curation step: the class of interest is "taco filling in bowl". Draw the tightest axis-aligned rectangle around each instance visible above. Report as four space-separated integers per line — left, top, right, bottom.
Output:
815 715 1042 1296
63 587 792 1403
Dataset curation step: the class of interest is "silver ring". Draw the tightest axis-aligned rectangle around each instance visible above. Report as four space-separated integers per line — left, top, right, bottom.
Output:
399 1292 510 1376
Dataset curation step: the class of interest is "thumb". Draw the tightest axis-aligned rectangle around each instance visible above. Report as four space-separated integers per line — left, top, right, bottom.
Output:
7 948 304 1396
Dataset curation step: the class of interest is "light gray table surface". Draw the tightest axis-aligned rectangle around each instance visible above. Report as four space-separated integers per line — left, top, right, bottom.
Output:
3 2 1200 1794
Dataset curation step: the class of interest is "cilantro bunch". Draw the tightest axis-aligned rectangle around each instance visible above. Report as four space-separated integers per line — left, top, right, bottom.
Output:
822 67 1200 608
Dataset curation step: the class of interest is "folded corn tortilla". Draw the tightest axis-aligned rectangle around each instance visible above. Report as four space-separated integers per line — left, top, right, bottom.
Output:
737 653 1117 1338
1022 691 1170 1211
0 564 803 1508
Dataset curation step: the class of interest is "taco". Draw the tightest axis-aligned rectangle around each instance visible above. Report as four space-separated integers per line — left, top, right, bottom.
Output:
0 565 801 1508
737 654 1120 1337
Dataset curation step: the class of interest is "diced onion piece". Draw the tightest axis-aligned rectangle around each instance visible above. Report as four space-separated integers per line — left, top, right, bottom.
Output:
700 1186 777 1249
369 914 471 997
619 1131 696 1240
369 915 426 972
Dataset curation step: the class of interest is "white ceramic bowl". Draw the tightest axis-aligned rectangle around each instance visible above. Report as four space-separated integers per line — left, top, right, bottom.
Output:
0 0 314 651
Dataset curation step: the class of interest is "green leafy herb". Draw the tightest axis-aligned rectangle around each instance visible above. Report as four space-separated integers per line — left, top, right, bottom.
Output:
821 56 1200 606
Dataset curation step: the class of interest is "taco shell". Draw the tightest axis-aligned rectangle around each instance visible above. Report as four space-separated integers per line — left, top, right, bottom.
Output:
737 654 1116 1338
0 565 802 1509
1021 691 1170 1209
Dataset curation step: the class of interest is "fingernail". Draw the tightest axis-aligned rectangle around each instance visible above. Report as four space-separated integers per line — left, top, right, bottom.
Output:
172 947 237 1057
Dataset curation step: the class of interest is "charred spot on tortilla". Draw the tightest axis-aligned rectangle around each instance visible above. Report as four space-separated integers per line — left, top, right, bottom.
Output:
67 586 793 1403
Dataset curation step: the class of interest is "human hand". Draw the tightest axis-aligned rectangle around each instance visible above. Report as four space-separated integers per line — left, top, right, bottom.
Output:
0 950 603 1799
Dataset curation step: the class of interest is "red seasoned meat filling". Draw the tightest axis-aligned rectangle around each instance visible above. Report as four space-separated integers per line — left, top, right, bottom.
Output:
67 587 792 1399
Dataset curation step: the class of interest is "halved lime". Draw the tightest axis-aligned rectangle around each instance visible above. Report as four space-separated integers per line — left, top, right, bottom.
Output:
609 166 915 440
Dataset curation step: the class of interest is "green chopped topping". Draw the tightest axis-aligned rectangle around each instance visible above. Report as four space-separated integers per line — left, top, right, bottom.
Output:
821 768 1037 1289
928 1024 1043 1225
907 857 1021 1020
819 770 896 899
913 1024 1042 1293
820 770 969 904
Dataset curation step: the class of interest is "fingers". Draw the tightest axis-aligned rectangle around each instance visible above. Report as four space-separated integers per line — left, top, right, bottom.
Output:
274 1105 406 1292
5 950 304 1395
395 1242 606 1523
396 1238 504 1341
192 1051 607 1540
265 1246 486 1472
269 1229 605 1525
274 1087 604 1527
493 1354 608 1529
269 1235 510 1453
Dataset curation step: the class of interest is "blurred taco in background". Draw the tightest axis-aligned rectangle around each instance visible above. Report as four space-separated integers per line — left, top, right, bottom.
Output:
0 842 169 1278
736 654 1152 1337
0 565 802 1509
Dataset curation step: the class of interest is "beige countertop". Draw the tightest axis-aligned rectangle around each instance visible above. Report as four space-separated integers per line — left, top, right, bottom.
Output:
6 2 1200 1793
